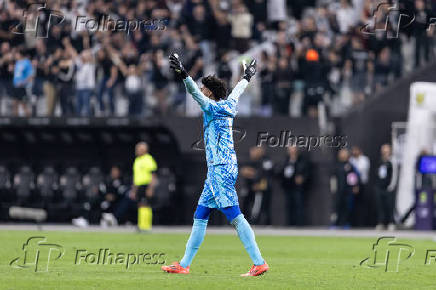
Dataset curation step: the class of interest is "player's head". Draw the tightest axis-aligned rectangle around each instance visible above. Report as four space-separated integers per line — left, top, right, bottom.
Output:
135 142 148 156
201 75 227 101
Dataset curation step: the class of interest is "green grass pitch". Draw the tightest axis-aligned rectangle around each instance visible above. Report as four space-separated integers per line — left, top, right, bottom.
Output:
1 230 436 289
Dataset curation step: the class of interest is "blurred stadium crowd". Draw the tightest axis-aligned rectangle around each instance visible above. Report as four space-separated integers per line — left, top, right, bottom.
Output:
1 0 435 117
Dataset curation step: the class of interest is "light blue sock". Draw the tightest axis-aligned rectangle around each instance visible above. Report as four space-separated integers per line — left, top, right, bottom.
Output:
180 218 208 268
231 214 264 266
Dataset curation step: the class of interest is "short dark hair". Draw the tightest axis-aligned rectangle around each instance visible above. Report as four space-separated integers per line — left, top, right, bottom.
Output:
201 75 227 101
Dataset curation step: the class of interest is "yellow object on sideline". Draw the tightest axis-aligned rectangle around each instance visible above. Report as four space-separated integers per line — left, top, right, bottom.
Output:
138 206 152 231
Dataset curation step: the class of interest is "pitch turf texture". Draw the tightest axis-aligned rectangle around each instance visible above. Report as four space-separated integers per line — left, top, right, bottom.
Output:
1 230 436 289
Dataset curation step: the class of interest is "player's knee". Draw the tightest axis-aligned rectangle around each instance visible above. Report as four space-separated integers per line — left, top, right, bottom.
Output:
220 205 242 222
194 205 211 220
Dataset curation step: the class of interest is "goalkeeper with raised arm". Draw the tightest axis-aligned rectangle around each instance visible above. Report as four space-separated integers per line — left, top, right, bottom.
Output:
161 53 269 277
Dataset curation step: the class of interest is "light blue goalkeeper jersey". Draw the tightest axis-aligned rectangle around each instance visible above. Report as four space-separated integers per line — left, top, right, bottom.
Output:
183 76 248 166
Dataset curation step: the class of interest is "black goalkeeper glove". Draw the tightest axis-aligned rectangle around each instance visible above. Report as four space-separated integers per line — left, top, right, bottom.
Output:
169 53 188 79
242 59 256 82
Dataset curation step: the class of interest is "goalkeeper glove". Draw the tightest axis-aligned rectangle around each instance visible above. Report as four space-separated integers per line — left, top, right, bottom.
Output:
242 59 256 82
169 53 188 79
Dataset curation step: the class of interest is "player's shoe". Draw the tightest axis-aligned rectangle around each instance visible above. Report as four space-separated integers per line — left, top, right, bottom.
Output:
241 261 269 276
161 262 190 274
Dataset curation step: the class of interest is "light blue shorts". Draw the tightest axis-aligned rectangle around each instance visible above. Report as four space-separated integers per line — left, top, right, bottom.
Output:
198 163 239 208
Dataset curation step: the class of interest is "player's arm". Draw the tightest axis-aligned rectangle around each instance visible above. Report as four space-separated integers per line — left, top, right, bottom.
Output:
169 53 212 110
227 59 257 104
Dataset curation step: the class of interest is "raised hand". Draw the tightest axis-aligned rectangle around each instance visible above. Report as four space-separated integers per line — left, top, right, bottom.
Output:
169 53 188 79
242 59 256 82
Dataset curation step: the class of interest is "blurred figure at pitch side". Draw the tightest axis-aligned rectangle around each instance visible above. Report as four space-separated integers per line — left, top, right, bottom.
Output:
100 166 128 227
278 146 311 226
374 144 395 231
349 146 370 227
104 142 157 227
240 146 274 225
330 148 360 228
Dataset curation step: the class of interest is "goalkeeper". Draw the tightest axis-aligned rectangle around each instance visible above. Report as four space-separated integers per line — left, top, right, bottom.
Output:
161 54 269 276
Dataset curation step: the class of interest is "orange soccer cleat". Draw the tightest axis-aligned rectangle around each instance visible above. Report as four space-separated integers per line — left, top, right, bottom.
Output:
240 261 269 276
161 262 190 274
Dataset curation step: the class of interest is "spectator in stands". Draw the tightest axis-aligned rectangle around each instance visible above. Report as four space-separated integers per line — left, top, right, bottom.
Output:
336 0 355 33
0 42 14 115
375 144 395 231
331 148 360 228
96 48 118 116
151 50 169 115
113 53 145 117
278 146 311 226
240 146 274 225
32 40 47 105
217 52 232 92
0 0 431 118
12 49 33 117
374 47 392 91
300 47 325 117
259 51 275 116
413 0 431 68
209 4 232 56
44 48 62 116
229 1 253 53
56 47 75 115
349 146 370 227
71 46 96 116
273 56 293 116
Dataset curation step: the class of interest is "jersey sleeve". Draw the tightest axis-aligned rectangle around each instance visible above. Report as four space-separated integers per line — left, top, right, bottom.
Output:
226 79 248 106
183 76 213 111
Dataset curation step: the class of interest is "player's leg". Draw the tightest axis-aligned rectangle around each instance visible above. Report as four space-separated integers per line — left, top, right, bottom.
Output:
179 205 211 267
162 173 215 274
161 205 211 274
220 206 268 276
214 164 266 270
